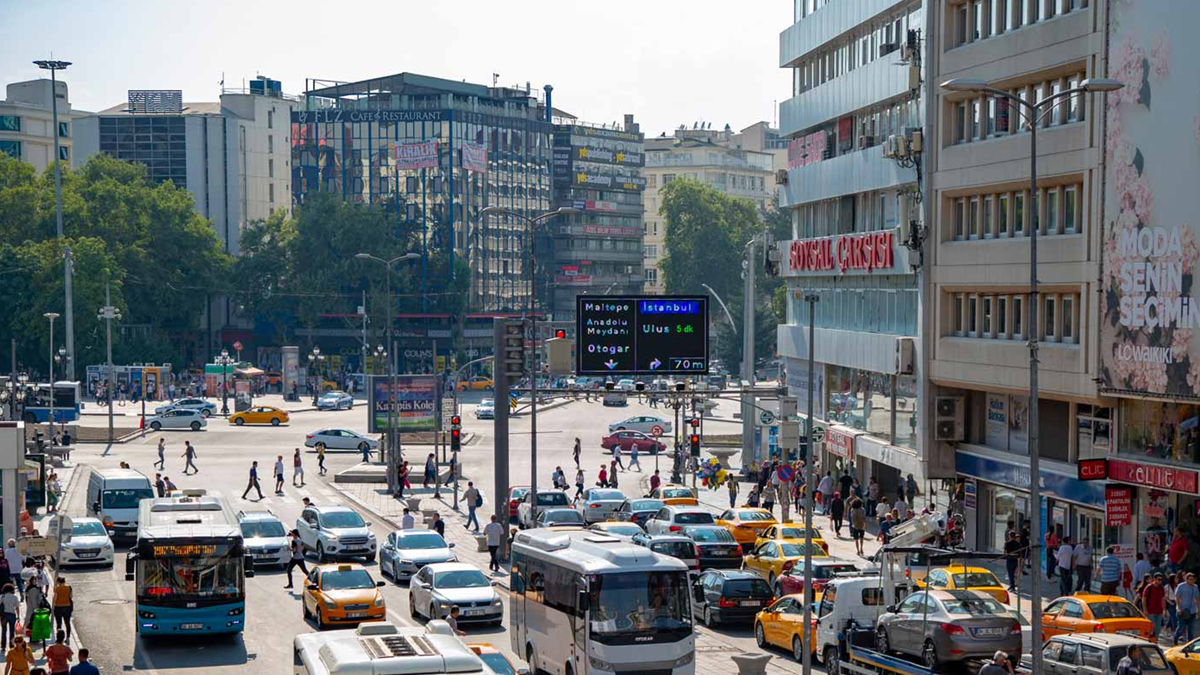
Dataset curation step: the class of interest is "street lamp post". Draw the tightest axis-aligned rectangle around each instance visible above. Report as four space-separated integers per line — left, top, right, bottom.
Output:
34 59 75 382
940 76 1123 675
216 349 234 416
44 312 59 438
308 346 324 407
356 252 420 495
98 283 120 445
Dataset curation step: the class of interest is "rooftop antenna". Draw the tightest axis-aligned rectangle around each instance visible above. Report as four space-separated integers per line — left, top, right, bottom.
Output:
492 73 499 87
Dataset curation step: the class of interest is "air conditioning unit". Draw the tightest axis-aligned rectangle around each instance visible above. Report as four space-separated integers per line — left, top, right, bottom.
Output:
900 44 917 63
895 337 914 375
882 136 895 158
775 168 788 185
934 396 965 441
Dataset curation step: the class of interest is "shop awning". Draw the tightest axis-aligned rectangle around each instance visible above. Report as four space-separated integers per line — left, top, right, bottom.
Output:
234 367 266 378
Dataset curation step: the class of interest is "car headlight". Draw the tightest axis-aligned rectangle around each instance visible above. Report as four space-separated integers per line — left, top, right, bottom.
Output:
322 598 338 609
590 656 615 671
102 543 112 551
672 652 695 667
373 594 385 608
491 599 502 607
400 559 414 566
324 533 339 541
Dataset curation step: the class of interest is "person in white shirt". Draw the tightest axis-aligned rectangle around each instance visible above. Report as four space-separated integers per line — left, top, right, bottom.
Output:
483 515 505 573
895 499 909 521
401 509 415 530
1056 537 1076 598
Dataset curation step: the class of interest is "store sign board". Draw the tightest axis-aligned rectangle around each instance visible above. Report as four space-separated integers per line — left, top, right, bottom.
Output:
787 130 827 169
394 141 439 169
1108 458 1200 494
1077 458 1109 481
1106 486 1134 526
954 451 1106 508
781 230 901 276
461 142 487 173
825 427 855 461
292 109 445 124
1099 7 1200 397
582 225 640 237
369 375 439 433
964 478 977 509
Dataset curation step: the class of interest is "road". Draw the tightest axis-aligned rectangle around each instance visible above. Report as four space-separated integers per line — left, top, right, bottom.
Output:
57 392 820 675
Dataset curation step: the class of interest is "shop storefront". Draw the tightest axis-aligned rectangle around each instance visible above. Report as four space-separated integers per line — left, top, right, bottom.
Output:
857 435 926 505
821 425 862 491
1106 458 1200 568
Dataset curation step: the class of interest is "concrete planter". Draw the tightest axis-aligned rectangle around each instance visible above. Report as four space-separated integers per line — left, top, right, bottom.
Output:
406 498 422 511
474 535 489 552
730 652 772 675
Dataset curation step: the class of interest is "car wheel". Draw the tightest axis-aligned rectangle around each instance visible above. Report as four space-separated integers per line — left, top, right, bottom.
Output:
316 608 326 630
409 594 418 618
303 599 312 620
200 409 211 418
150 421 161 431
823 646 839 671
317 543 328 563
754 622 767 648
359 442 369 453
271 417 280 426
235 418 244 426
792 635 805 662
190 421 201 431
922 640 939 669
527 646 542 675
875 627 890 654
704 606 717 628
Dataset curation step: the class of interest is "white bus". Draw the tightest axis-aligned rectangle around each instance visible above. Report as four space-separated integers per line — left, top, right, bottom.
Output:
510 529 695 675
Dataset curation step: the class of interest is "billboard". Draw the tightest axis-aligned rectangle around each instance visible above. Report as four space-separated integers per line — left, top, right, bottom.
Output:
576 295 708 375
369 375 439 433
1100 3 1200 397
393 141 440 170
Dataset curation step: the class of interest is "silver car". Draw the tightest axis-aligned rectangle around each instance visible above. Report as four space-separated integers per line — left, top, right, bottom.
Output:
317 391 354 410
379 529 457 582
154 397 216 417
607 415 672 435
578 488 627 523
409 563 503 626
238 510 290 567
146 408 207 431
876 590 1022 669
49 517 114 567
305 428 378 452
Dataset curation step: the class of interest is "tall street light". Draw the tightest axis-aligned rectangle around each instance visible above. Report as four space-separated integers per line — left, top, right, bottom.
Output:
44 312 59 438
308 346 325 406
215 349 234 415
34 59 75 382
98 283 120 445
356 251 420 495
940 75 1122 675
477 206 578 514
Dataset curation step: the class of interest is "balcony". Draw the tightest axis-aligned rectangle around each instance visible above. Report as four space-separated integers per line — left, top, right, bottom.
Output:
780 56 916 138
778 144 915 208
780 0 911 67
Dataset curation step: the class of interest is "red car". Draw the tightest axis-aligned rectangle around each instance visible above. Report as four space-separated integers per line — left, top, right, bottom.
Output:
601 430 666 455
774 559 862 598
507 486 530 522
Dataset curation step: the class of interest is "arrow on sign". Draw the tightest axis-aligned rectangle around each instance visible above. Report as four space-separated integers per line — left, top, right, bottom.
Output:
649 358 662 370
605 360 617 370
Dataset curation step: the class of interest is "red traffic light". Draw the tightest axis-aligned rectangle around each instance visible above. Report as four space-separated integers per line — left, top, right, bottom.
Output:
451 415 461 426
451 428 461 439
690 434 700 444
689 418 700 429
554 329 566 339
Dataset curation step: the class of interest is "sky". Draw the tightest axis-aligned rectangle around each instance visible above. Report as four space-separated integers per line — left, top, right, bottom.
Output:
0 0 793 138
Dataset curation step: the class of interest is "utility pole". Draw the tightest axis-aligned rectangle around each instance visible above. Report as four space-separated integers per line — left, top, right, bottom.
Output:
44 312 59 438
35 59 74 381
800 292 818 675
529 316 540 512
740 235 759 473
361 290 368 388
98 284 120 446
492 320 512 557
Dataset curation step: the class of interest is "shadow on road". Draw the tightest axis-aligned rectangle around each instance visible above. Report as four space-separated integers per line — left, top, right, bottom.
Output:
132 632 255 669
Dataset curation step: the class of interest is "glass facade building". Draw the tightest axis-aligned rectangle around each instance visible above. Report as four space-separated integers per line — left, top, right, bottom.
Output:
97 115 188 187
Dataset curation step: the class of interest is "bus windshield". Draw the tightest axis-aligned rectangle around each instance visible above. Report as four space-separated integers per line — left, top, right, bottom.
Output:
589 571 691 641
137 542 243 604
103 488 155 510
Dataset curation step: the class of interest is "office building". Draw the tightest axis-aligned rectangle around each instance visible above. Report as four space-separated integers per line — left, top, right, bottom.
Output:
774 0 936 498
0 78 84 172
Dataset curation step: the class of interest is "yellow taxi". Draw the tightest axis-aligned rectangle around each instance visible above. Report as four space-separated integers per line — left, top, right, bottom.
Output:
754 594 817 661
228 405 290 426
1166 637 1200 674
458 376 494 392
649 484 699 506
916 565 1010 604
302 563 386 629
716 508 778 550
743 540 828 586
1041 593 1154 641
755 522 829 554
468 644 525 674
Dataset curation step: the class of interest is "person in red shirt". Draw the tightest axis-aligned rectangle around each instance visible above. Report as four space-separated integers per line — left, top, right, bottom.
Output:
1169 527 1190 574
1143 574 1167 639
650 470 661 493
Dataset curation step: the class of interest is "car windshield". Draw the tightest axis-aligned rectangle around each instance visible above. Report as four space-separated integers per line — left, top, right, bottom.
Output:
663 488 694 499
630 500 663 511
941 595 1007 615
319 511 365 528
1109 646 1168 671
536 493 569 506
480 400 494 407
723 578 773 598
102 488 154 509
72 522 108 537
675 512 714 525
780 543 821 556
780 527 817 539
435 569 490 588
320 393 338 399
477 654 515 675
136 543 243 603
321 569 375 590
597 524 642 536
737 511 774 522
590 490 624 501
1089 601 1141 619
589 571 691 638
511 488 529 501
546 511 585 525
685 527 735 543
952 572 1002 587
240 521 286 538
651 542 696 559
398 533 447 550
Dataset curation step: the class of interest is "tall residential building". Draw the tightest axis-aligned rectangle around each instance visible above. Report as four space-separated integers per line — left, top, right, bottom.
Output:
642 125 776 293
928 0 1109 554
548 115 645 322
75 77 297 256
774 0 937 498
0 79 85 172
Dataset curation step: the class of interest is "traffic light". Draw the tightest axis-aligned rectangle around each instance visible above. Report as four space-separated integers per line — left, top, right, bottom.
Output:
450 415 462 453
689 417 700 430
689 433 701 457
451 415 461 427
502 319 527 385
554 329 566 339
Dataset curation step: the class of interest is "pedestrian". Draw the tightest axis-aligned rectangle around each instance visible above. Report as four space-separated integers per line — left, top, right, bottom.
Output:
24 577 43 633
1134 552 1153 587
424 454 436 488
1004 531 1023 592
612 445 625 471
573 438 581 469
762 483 776 515
727 478 739 508
431 512 445 538
866 478 879 517
905 473 918 508
1168 573 1179 636
0 584 16 650
1074 538 1094 593
850 498 868 555
443 455 457 486
464 482 481 532
829 492 845 537
879 513 896 544
154 438 166 470
1145 574 1167 639
44 630 72 675
1176 572 1199 645
874 497 890 527
444 605 467 636
181 441 198 474
50 578 71 641
598 465 608 488
838 472 853 502
317 445 327 476
360 441 371 464
163 476 177 496
241 461 264 500
401 509 415 530
894 497 909 521
979 651 1012 675
1170 527 1189 574
609 460 619 489
629 444 641 472
293 448 305 487
575 469 585 500
154 473 165 498
5 635 33 675
283 530 310 590
273 455 286 494
1099 546 1123 595
1056 537 1076 598
816 472 833 514
484 515 504 574
746 485 760 508
401 461 412 492
1045 529 1060 580
1020 523 1032 571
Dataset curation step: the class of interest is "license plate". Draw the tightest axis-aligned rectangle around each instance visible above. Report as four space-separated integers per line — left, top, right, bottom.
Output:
740 600 761 607
77 552 98 558
180 623 204 630
254 554 274 560
974 628 1006 637
465 609 487 616
347 611 367 618
346 546 367 551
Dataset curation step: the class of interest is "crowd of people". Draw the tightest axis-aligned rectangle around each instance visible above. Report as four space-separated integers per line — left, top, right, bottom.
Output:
0 541 98 674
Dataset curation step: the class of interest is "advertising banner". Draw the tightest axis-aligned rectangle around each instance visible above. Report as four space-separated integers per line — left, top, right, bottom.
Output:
235 379 251 413
1100 5 1200 397
1106 486 1133 526
461 142 487 173
369 375 439 433
985 394 1008 450
394 141 440 170
785 357 826 423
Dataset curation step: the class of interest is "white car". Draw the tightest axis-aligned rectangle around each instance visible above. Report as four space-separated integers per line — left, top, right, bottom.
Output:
474 399 495 420
516 490 572 529
409 562 503 626
607 415 672 435
644 505 717 535
379 529 458 582
238 510 290 567
48 517 114 567
296 505 377 562
578 488 628 523
304 428 378 452
154 397 216 417
316 391 354 410
616 378 637 392
146 408 207 431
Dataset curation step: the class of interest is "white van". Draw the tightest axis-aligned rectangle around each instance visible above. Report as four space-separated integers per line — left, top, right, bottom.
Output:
813 575 888 666
86 468 154 538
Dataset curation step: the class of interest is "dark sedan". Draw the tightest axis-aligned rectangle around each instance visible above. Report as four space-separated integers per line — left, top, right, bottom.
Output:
682 525 744 569
613 498 664 527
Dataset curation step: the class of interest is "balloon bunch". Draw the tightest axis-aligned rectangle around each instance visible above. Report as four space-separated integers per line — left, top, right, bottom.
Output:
698 457 728 489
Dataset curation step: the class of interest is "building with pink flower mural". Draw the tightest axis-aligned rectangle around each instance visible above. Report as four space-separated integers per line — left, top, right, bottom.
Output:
1099 0 1200 565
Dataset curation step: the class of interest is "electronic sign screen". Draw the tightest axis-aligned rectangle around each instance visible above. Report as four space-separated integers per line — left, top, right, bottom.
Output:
576 295 708 375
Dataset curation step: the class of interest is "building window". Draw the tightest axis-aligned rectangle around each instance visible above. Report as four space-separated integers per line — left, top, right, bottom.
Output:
998 296 1009 338
968 198 980 239
58 146 68 161
968 295 979 336
955 102 967 144
994 0 1009 33
1064 185 1078 234
0 116 19 132
954 198 966 240
1062 295 1076 343
269 183 275 203
644 245 657 259
1046 188 1059 235
268 109 274 129
644 268 658 284
58 122 68 138
983 296 994 336
970 99 981 140
954 293 965 336
268 135 274 153
983 196 994 238
998 194 1010 237
663 173 675 184
268 159 274 178
1014 192 1025 236
1043 294 1058 341
647 175 656 188
971 0 983 40
0 140 20 159
955 3 969 45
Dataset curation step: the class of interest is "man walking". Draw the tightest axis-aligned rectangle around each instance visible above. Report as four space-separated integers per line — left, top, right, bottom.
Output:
424 453 437 488
181 441 199 475
283 530 310 590
241 461 264 500
464 482 481 532
154 473 166 498
612 444 625 471
1176 572 1199 645
727 477 738 508
866 477 879 516
401 509 415 530
1099 546 1123 596
154 438 166 470
292 448 305 487
1056 537 1076 598
629 444 642 472
1144 574 1167 640
484 515 504 574
274 455 286 495
1074 538 1094 592
1004 531 1022 592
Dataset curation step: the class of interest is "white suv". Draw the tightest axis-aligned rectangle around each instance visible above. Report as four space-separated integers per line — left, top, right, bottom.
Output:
516 490 571 529
644 506 716 535
296 505 377 562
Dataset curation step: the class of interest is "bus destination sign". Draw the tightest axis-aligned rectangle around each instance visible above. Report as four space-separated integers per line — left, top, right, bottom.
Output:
576 295 709 375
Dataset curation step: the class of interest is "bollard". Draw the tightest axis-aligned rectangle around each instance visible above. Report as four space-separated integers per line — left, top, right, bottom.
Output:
730 652 772 675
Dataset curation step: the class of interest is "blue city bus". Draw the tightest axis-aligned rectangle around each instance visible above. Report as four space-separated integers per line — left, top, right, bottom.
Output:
124 492 255 635
21 381 81 424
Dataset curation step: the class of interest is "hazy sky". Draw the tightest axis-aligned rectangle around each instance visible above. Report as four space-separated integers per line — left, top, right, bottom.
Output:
1 1 793 137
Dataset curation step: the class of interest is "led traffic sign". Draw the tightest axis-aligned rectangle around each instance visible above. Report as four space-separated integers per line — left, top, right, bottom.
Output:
576 295 709 375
